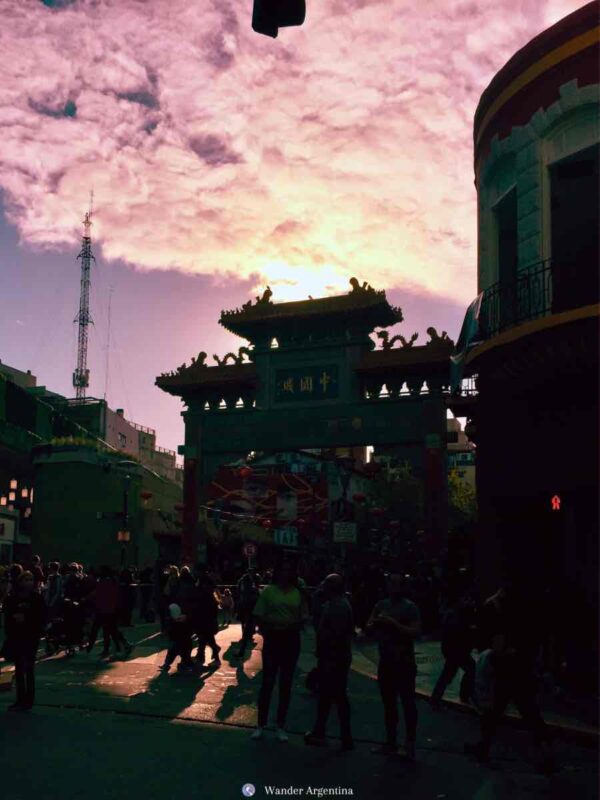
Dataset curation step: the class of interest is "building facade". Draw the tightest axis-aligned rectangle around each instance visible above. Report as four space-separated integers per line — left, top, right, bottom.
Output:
0 361 183 565
453 2 598 684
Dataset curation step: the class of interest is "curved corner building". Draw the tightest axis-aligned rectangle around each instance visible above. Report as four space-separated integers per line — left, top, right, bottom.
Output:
459 1 599 683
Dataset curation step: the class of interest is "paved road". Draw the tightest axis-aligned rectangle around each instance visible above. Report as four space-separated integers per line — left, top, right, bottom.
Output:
0 623 596 800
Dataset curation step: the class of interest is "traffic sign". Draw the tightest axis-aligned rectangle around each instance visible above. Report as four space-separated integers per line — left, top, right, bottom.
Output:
273 527 298 548
244 542 258 557
333 522 357 544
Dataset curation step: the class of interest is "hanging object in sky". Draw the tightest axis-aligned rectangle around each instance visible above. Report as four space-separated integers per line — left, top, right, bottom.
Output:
252 0 306 38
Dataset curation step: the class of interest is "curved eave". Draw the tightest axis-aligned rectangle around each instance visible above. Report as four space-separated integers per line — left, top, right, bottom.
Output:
156 364 258 397
220 299 402 338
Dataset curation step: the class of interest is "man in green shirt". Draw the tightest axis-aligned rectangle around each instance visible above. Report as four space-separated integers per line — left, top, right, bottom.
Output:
251 562 306 742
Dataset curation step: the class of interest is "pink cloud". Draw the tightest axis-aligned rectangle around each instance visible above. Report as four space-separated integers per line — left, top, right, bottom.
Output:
0 0 584 303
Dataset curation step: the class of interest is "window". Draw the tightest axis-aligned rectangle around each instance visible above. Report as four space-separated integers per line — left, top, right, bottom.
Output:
550 144 599 312
118 433 127 449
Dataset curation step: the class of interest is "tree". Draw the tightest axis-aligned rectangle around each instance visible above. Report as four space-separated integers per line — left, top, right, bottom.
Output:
447 469 477 531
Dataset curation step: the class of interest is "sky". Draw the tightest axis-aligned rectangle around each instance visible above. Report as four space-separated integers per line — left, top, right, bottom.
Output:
0 0 586 454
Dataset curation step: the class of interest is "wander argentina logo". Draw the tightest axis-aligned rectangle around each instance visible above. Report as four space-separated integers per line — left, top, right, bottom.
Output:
262 788 354 797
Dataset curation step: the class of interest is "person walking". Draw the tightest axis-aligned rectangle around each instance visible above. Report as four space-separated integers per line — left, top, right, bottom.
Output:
220 588 235 626
44 562 63 616
304 574 354 751
30 556 45 593
464 579 555 772
86 566 132 659
368 574 421 760
251 561 306 742
1 570 46 710
431 589 478 708
159 600 195 673
193 574 221 667
236 570 260 658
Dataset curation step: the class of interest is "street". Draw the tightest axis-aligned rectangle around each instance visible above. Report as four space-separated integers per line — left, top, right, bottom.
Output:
0 623 596 800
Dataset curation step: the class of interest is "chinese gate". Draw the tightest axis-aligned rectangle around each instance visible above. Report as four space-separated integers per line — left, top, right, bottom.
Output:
157 280 454 564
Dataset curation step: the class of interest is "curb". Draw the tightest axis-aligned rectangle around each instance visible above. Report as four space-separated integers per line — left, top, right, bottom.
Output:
418 689 599 748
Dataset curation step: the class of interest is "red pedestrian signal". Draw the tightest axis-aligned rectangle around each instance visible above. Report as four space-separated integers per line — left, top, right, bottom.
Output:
252 0 306 38
551 495 561 511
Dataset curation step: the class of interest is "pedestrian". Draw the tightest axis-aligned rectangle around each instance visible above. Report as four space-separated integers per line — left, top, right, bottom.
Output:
1 570 46 711
159 601 194 674
193 574 221 667
236 570 260 658
44 562 63 615
62 563 82 602
304 574 354 751
368 573 422 760
464 579 555 772
163 566 180 608
86 566 132 659
220 588 235 626
431 589 478 708
250 561 307 742
30 556 45 593
8 563 24 594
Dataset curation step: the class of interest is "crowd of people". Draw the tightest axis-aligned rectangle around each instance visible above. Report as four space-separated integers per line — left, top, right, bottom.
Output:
0 555 556 772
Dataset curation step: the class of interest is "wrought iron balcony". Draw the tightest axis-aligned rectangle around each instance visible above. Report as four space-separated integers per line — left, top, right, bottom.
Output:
479 260 552 339
479 258 598 340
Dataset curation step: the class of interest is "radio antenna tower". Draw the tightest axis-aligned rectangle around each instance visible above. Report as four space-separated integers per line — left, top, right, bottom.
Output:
73 192 95 402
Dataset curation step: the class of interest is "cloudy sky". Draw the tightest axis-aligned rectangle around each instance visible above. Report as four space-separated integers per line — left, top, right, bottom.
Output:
0 0 585 452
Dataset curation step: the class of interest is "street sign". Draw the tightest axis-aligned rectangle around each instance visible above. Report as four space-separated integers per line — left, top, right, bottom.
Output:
273 527 298 548
333 521 357 544
244 542 258 557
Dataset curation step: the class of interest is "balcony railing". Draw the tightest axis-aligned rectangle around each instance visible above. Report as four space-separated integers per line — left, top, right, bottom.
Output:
480 260 553 340
127 420 156 436
480 257 599 340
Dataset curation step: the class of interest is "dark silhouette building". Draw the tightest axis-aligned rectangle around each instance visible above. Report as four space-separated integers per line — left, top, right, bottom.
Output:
452 2 599 684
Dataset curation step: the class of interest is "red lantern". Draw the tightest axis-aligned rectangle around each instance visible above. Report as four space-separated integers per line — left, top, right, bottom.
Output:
261 518 272 529
140 490 153 502
239 466 253 479
352 492 366 503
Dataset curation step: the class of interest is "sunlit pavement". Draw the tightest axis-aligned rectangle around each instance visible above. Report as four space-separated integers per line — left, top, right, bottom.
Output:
0 623 596 800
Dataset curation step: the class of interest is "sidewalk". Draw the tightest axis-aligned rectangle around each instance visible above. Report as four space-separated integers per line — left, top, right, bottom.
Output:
355 636 599 745
1 623 596 746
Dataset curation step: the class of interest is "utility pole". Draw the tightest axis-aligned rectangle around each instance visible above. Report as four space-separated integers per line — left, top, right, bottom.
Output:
73 192 95 402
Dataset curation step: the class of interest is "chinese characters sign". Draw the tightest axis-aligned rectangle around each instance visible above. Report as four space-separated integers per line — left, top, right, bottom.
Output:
275 366 339 402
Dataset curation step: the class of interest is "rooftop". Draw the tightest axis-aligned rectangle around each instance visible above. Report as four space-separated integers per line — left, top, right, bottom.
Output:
219 279 402 340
